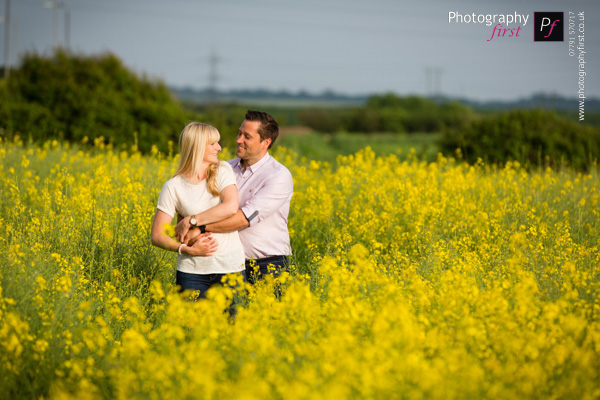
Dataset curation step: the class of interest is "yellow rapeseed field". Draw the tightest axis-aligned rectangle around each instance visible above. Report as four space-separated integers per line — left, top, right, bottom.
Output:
0 137 599 399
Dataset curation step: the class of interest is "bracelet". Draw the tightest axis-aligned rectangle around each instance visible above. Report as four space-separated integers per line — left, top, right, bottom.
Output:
178 243 186 255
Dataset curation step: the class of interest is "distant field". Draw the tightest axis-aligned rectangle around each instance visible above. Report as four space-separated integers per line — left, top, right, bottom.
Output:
278 131 441 164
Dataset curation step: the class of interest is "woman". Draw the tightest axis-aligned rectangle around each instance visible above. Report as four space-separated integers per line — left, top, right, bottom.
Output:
150 122 245 300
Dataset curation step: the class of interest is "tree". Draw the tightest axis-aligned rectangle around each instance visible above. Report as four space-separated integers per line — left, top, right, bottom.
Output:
0 50 188 152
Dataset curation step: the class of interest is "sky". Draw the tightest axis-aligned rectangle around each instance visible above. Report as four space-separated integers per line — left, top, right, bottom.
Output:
2 0 600 101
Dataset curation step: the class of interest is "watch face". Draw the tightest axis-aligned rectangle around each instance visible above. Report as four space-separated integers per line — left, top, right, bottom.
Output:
190 217 197 226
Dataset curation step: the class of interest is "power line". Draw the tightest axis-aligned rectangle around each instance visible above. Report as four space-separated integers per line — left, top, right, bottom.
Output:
19 0 455 39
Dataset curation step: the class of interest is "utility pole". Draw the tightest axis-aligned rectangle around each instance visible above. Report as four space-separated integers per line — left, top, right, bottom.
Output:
3 0 10 78
208 48 219 102
53 1 60 47
64 3 70 50
44 0 69 49
425 67 432 97
433 68 442 98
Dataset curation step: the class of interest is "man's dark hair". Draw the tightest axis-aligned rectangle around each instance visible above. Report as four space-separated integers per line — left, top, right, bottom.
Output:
245 110 279 149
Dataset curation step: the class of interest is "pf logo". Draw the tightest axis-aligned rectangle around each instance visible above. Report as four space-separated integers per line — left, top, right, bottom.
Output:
534 12 564 42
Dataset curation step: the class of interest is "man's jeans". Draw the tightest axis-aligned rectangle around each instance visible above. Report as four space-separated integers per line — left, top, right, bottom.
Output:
245 255 289 284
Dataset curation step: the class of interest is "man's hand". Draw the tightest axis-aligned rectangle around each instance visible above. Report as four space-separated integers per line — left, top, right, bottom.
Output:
183 233 218 256
187 232 207 247
175 216 192 242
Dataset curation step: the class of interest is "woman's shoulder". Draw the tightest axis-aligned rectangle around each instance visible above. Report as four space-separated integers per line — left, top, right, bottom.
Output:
217 161 235 174
161 175 186 190
218 160 233 170
165 174 186 184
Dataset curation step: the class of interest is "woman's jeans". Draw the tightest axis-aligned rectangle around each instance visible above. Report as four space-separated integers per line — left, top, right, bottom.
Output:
176 270 246 316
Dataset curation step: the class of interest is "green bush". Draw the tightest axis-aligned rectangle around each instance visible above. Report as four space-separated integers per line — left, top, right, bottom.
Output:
298 93 474 134
0 50 188 153
298 108 347 133
346 107 383 133
365 94 473 133
440 109 600 170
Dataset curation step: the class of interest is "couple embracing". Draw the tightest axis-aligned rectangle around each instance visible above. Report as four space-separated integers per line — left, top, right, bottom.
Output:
150 110 293 301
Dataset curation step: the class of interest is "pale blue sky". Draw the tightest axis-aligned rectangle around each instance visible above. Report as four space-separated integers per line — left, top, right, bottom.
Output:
3 0 599 100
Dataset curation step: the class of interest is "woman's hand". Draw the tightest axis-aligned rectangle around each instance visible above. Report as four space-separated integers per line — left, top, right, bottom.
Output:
182 233 218 256
152 210 218 256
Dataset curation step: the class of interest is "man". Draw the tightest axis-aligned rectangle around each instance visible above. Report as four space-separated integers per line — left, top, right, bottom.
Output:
176 110 293 282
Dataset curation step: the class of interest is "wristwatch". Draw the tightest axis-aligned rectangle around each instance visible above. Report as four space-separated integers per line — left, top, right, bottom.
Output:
189 216 198 228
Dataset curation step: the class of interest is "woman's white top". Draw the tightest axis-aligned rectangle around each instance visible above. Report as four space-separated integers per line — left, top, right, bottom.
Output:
157 161 245 274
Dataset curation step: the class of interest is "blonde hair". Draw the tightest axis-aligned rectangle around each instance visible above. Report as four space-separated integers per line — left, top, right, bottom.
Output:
174 122 221 196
